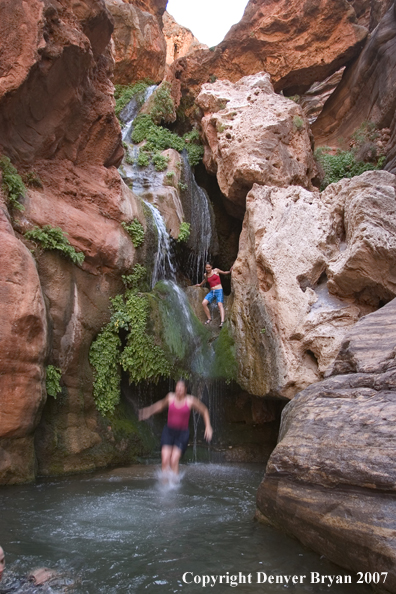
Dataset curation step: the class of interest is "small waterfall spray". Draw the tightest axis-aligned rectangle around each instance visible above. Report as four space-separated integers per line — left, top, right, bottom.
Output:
144 201 176 287
120 85 157 143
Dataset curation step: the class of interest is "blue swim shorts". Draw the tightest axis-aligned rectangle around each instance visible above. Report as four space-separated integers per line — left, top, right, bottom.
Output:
205 289 224 304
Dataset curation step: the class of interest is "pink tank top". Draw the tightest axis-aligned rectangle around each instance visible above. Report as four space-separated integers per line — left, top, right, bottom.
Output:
207 273 221 289
167 399 191 430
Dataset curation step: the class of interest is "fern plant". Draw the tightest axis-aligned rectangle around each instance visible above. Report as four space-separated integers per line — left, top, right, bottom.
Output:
24 225 85 265
0 156 25 211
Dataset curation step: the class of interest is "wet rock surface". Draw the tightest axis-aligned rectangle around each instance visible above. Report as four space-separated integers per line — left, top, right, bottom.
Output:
256 298 396 593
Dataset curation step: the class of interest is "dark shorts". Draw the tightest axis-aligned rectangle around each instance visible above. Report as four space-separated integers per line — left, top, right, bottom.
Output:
160 425 190 454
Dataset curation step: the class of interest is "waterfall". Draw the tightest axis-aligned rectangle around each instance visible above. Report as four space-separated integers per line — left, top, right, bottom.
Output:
144 201 176 287
120 84 157 143
181 152 214 283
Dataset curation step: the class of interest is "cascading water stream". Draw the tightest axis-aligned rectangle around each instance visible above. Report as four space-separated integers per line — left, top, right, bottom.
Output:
144 201 176 287
120 84 157 143
180 152 213 283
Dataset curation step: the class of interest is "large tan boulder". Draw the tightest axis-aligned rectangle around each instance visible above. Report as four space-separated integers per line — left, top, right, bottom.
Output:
0 208 47 484
106 0 167 84
230 170 396 399
197 73 317 215
256 297 396 594
167 0 367 113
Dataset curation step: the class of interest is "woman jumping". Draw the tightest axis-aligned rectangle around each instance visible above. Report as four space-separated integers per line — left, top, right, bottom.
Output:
195 263 232 328
138 380 212 475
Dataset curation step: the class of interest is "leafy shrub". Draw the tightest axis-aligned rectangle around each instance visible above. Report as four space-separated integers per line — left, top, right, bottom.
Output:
150 82 174 124
152 152 169 171
131 115 204 167
121 219 145 248
137 150 150 168
315 147 384 190
124 152 134 165
46 365 62 399
178 181 188 192
89 265 171 415
114 80 154 119
0 156 25 211
177 222 191 243
24 225 85 265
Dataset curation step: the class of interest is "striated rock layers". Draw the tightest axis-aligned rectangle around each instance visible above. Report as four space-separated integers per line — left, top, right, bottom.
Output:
197 73 317 216
256 298 396 593
230 170 396 399
163 12 207 66
167 0 367 112
312 2 396 173
0 0 149 482
106 0 167 84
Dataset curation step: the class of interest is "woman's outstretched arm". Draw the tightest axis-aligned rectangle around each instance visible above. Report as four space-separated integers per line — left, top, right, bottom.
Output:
214 267 233 275
190 397 213 442
139 394 170 421
194 274 207 288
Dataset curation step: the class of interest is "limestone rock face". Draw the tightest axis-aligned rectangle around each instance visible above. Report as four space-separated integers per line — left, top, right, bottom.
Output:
256 298 396 593
163 12 207 65
167 0 367 111
106 0 167 84
230 170 396 398
197 73 317 215
312 3 396 174
0 209 47 484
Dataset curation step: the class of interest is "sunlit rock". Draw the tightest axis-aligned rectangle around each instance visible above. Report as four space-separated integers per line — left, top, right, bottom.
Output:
163 11 207 66
197 73 317 214
230 170 396 399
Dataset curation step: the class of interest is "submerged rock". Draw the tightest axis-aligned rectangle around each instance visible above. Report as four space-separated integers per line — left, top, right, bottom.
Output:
256 298 396 594
230 170 396 399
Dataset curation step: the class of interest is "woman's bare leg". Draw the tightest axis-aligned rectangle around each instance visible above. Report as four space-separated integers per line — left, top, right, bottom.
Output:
161 446 172 472
170 447 182 474
202 299 211 321
218 302 225 323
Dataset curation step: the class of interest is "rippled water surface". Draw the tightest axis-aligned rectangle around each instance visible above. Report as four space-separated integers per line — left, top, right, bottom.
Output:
0 464 370 593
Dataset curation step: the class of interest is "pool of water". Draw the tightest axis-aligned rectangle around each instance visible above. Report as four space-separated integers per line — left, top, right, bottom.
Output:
0 464 370 593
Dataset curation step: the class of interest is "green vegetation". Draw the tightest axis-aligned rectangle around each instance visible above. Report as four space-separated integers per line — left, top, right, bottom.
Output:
177 222 191 243
137 150 150 167
23 171 43 188
130 114 204 168
178 181 188 192
150 82 174 124
121 219 145 248
114 80 154 119
164 171 175 186
0 156 25 211
315 148 385 190
46 365 62 399
152 152 169 171
293 115 304 130
212 325 238 382
209 75 217 83
316 121 386 190
90 266 171 416
25 225 85 265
